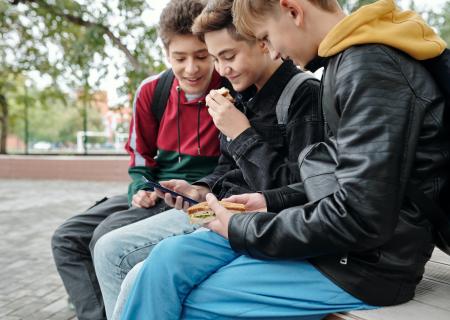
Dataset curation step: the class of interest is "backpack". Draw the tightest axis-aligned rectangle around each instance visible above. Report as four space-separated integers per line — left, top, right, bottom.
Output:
151 69 175 123
153 68 318 126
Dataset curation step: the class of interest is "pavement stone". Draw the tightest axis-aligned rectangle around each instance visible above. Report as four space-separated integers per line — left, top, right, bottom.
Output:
0 179 128 320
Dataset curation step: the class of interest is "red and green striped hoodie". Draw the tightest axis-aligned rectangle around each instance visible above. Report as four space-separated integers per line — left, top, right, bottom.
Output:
125 71 222 204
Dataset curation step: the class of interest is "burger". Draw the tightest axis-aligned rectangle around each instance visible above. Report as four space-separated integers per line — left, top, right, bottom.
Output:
217 87 235 102
187 201 246 224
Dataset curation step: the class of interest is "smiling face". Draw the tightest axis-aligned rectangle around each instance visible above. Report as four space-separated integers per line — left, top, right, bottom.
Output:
166 34 214 95
204 28 273 91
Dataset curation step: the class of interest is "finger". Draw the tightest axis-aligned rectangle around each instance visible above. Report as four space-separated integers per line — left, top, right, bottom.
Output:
174 196 185 211
154 189 166 199
182 201 190 213
222 194 247 204
206 193 226 217
149 192 159 202
164 193 176 207
131 199 142 208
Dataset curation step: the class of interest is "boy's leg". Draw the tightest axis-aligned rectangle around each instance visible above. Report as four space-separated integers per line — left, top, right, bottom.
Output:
51 195 128 320
120 231 239 320
110 261 143 320
183 256 376 319
93 208 199 319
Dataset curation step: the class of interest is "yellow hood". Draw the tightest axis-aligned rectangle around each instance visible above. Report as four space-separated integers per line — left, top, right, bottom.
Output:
319 0 446 60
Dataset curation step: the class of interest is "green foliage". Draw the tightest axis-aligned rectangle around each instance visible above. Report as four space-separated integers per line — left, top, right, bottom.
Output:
0 0 164 153
338 0 375 13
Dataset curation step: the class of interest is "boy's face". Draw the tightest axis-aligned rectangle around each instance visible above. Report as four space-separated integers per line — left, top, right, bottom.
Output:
204 29 269 91
166 34 214 95
252 10 316 67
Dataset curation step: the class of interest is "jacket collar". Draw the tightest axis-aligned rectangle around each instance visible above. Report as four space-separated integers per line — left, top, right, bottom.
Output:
247 60 300 114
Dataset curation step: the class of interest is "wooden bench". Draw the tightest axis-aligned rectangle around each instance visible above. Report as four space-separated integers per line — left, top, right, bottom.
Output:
326 248 450 320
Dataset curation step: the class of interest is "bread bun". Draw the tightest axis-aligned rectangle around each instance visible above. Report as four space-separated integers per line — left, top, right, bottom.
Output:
217 87 235 102
187 201 245 224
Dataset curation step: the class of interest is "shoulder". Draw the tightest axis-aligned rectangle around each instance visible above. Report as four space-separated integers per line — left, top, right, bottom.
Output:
135 70 170 100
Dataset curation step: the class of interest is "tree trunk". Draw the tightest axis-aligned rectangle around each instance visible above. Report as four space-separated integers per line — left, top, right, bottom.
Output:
0 93 8 154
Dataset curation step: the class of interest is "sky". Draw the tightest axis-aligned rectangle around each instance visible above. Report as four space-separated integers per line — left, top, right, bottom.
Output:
101 0 450 104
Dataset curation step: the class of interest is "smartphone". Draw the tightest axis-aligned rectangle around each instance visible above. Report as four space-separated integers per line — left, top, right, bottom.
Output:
141 177 199 205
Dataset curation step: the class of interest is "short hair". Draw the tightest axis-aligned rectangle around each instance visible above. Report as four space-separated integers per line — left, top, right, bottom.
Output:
158 0 207 49
192 0 250 43
233 0 340 39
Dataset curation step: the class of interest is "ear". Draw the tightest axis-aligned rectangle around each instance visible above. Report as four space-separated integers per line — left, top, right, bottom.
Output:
280 0 304 28
258 40 270 54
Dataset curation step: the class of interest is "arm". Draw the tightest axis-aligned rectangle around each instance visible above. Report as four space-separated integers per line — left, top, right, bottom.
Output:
227 80 322 190
228 47 416 259
125 78 160 205
193 135 237 194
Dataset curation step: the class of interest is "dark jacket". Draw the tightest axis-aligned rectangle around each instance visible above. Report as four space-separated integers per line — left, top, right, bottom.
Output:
196 60 324 198
228 45 450 306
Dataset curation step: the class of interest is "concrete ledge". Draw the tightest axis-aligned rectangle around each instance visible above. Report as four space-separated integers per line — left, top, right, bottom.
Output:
0 155 130 181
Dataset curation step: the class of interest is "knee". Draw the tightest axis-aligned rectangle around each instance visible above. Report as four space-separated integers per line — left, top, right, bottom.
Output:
150 235 193 268
93 230 122 271
89 221 113 254
51 221 75 259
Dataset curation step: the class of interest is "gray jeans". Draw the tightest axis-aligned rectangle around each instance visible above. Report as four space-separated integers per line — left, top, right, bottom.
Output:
93 208 199 319
51 194 170 320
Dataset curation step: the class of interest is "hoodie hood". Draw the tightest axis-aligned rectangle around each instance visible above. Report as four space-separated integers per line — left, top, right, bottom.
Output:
319 0 446 60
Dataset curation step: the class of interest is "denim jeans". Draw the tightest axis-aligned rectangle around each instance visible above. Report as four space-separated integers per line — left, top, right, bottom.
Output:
51 194 169 320
93 208 199 319
121 231 377 320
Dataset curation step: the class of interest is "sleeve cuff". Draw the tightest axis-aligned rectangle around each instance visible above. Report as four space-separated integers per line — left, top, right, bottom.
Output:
227 127 258 160
228 212 257 255
262 184 307 213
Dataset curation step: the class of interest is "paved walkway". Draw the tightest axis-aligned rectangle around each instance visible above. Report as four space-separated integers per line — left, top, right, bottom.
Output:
0 179 128 320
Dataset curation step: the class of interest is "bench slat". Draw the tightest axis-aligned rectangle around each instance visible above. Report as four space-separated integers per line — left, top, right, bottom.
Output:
330 249 450 320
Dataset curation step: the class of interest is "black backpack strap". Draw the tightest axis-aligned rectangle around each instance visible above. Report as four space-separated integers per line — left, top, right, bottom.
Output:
152 69 175 123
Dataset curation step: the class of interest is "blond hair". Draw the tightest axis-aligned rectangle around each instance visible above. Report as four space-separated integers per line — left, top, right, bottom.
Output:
233 0 339 38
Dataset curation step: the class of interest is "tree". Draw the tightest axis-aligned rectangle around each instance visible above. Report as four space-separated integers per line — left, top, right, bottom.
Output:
0 0 164 154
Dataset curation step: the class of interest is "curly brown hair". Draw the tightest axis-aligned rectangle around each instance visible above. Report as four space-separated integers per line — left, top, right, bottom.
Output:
191 0 251 43
158 0 207 49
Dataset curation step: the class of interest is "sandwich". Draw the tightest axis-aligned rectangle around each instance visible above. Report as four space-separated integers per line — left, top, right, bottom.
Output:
187 201 246 224
217 87 235 102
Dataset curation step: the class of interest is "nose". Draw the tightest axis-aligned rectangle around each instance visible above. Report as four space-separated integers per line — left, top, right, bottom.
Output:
216 61 231 77
267 46 281 61
186 58 199 74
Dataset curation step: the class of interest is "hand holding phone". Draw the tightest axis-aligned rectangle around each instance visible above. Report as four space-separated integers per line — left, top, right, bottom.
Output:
142 177 199 205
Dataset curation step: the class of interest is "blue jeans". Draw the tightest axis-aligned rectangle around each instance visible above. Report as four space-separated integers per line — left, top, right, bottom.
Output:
93 208 199 319
121 231 376 319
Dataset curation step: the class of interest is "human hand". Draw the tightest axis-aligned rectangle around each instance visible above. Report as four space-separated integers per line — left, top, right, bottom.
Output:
155 180 210 211
204 193 234 239
206 90 250 140
132 190 159 208
222 193 267 212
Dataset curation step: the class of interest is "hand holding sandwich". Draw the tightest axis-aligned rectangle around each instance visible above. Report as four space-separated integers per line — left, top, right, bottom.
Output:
222 193 267 212
204 193 235 239
206 89 250 140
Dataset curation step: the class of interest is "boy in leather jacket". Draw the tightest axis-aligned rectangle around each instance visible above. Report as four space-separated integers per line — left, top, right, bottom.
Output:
119 0 450 319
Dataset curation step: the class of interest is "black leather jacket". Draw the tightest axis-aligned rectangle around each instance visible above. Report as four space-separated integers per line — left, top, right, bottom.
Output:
228 45 450 306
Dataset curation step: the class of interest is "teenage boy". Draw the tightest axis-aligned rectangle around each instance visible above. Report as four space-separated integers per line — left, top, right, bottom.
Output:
50 0 223 319
119 0 450 319
93 0 324 318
